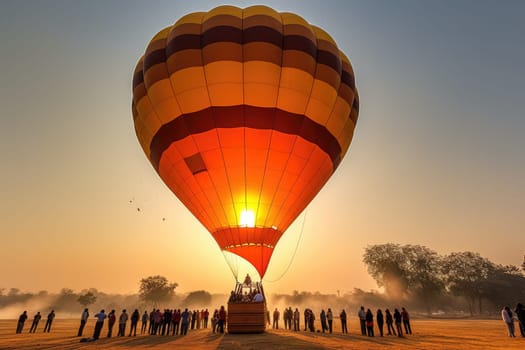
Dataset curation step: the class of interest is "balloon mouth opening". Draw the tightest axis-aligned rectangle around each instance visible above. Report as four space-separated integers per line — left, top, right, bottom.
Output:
213 226 283 278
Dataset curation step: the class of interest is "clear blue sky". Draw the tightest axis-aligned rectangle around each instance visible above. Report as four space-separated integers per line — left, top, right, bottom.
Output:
1 0 524 295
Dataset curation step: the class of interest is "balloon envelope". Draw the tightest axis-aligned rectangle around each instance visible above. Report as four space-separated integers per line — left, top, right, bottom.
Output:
132 5 359 278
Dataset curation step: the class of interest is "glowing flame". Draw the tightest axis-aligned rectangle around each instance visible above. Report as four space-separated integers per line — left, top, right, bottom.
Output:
239 209 255 228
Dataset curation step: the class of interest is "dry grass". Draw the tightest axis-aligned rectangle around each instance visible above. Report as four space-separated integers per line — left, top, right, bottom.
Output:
0 318 523 349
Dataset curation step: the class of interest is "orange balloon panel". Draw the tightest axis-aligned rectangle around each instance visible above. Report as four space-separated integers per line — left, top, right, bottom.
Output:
132 5 359 278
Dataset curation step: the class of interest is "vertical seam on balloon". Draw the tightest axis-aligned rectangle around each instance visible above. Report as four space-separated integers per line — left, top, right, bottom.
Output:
280 27 339 230
201 12 238 249
139 43 199 227
282 31 346 227
157 27 203 226
270 19 318 235
324 51 355 167
259 13 288 235
255 9 286 278
336 91 358 162
204 14 234 241
164 20 221 234
242 7 249 245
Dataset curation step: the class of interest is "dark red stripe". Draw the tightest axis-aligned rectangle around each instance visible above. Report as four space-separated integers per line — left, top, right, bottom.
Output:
135 27 349 92
202 25 243 46
244 26 283 47
150 106 342 171
353 98 360 114
283 34 316 58
167 34 201 55
132 69 144 89
143 49 167 73
341 70 355 90
161 26 337 71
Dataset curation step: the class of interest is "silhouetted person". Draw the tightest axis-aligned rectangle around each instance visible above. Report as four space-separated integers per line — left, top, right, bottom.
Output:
304 308 309 331
365 308 374 337
320 309 327 333
181 308 190 335
129 309 140 336
78 308 89 336
141 310 148 334
273 308 280 329
16 311 28 334
340 309 348 333
29 311 41 333
163 309 171 335
152 309 161 335
148 309 155 334
244 273 252 286
107 310 116 337
502 306 515 337
358 306 366 335
43 310 55 332
191 310 197 330
93 309 106 340
309 310 316 332
211 309 218 333
203 309 209 328
394 308 403 337
515 303 525 337
376 309 384 336
118 309 128 336
172 309 181 335
327 308 333 333
283 307 290 330
218 306 227 333
293 308 300 331
385 309 396 335
196 309 201 329
401 307 412 334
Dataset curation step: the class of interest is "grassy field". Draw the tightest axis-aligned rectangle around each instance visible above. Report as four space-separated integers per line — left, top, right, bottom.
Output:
0 318 523 349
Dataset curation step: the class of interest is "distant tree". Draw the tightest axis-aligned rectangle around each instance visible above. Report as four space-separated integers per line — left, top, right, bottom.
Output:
403 245 444 314
8 288 20 296
77 291 97 308
53 288 79 311
184 290 212 307
363 243 409 299
478 264 525 312
363 244 444 313
441 252 494 315
139 275 178 307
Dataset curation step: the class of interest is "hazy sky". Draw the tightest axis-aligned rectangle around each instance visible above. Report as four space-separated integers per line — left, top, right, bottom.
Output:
1 0 524 296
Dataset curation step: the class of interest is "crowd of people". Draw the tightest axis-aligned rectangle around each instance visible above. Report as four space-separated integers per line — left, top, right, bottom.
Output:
356 306 411 337
14 306 228 340
270 305 412 337
16 310 55 334
84 307 230 340
14 300 525 339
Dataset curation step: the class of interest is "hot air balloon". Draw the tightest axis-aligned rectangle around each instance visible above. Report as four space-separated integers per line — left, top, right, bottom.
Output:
132 5 359 280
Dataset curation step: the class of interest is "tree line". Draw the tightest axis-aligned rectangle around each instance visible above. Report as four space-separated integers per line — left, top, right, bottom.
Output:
363 243 525 315
3 247 523 318
0 276 218 318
